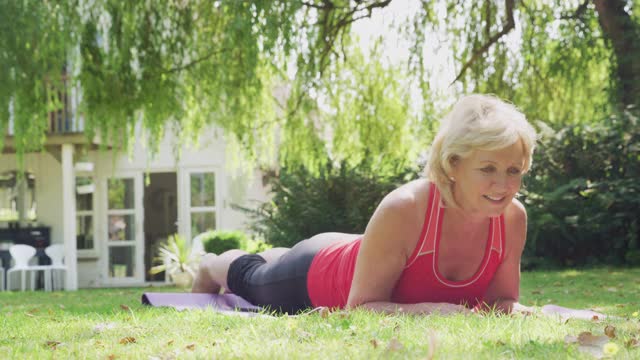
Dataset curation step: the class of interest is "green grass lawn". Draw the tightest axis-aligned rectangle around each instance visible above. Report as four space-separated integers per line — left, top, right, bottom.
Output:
1 267 639 359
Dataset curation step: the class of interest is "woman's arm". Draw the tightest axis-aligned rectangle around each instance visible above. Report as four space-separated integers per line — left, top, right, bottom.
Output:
346 183 470 315
479 199 528 314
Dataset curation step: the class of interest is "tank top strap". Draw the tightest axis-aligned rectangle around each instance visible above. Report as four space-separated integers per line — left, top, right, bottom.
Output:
489 214 506 260
405 183 441 268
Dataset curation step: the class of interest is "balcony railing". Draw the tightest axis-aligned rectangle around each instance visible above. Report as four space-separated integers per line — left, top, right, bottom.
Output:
6 75 85 136
47 75 84 134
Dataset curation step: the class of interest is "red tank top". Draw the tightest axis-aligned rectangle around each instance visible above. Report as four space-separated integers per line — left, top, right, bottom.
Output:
306 183 506 308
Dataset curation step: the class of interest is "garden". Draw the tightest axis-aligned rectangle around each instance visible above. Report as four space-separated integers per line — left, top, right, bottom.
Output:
1 0 639 359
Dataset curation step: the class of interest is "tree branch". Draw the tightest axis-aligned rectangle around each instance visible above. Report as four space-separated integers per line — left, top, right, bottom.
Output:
301 1 333 10
315 0 392 76
451 0 515 84
160 49 228 74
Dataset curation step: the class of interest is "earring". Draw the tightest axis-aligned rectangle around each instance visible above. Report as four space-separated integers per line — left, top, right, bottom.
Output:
449 176 455 182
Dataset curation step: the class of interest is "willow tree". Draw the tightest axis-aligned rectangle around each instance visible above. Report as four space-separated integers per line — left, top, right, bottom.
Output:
1 0 637 169
433 0 639 123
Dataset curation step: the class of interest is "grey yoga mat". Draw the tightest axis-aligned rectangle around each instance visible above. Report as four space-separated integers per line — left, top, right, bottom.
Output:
141 292 262 312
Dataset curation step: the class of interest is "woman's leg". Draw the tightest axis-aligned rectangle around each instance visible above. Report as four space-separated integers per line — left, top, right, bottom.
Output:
191 247 291 294
192 249 248 293
193 233 356 312
257 247 289 262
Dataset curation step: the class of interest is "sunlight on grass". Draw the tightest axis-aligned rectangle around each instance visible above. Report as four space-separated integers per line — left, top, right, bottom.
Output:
559 269 582 278
1 268 639 359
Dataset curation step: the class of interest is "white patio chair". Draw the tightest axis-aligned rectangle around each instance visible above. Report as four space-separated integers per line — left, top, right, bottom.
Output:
6 244 51 291
44 244 67 291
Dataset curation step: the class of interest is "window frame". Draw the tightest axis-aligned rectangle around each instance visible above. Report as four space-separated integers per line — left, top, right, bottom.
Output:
76 175 97 258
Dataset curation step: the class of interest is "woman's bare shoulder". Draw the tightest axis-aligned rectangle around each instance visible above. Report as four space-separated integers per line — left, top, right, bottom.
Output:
505 197 527 224
380 178 430 210
503 197 528 253
374 178 430 233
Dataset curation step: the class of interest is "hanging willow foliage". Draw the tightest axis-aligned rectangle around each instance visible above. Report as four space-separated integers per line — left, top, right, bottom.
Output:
1 0 637 171
1 0 422 173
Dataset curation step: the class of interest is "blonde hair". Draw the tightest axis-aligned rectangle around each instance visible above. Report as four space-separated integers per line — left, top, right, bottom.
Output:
425 94 537 208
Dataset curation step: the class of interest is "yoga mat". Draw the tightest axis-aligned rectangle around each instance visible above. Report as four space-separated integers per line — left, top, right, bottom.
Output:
141 292 262 313
142 293 611 320
540 304 609 320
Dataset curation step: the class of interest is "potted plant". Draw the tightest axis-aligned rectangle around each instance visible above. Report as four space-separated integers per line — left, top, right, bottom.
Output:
148 234 200 288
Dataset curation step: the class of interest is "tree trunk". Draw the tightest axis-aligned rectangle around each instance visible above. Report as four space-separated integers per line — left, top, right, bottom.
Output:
594 0 640 108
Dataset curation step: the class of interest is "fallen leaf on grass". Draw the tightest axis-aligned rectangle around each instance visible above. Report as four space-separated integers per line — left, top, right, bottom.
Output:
107 354 116 360
606 287 618 292
386 338 404 352
185 343 196 351
591 315 600 321
370 339 378 349
626 338 639 348
120 304 131 311
119 336 136 345
604 325 616 338
578 332 609 345
45 341 62 350
532 290 543 295
565 332 610 359
167 340 174 346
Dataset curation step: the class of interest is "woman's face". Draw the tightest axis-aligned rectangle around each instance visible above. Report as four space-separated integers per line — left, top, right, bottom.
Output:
450 140 526 218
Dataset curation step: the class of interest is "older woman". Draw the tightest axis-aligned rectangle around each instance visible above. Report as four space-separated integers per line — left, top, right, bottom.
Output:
192 94 537 315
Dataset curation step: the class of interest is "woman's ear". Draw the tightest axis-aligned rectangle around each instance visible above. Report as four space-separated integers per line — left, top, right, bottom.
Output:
448 155 460 168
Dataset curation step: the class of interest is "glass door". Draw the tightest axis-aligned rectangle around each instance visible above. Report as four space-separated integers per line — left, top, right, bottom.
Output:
105 174 143 284
179 169 219 242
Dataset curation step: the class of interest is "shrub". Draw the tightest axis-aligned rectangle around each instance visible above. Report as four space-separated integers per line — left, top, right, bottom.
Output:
245 160 419 248
244 237 273 254
521 108 640 268
200 230 248 255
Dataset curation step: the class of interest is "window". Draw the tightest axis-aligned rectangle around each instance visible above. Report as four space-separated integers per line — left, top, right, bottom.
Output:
76 176 94 251
0 171 36 222
189 172 216 235
106 177 137 279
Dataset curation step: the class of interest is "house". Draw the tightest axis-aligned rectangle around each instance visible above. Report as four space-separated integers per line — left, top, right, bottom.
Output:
1 102 269 290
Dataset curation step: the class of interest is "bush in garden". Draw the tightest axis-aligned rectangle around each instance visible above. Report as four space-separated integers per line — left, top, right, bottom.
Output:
521 108 640 268
244 237 273 254
200 230 248 254
246 160 419 248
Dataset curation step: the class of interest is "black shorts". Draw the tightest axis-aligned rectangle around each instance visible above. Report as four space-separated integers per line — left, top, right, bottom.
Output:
226 236 334 314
